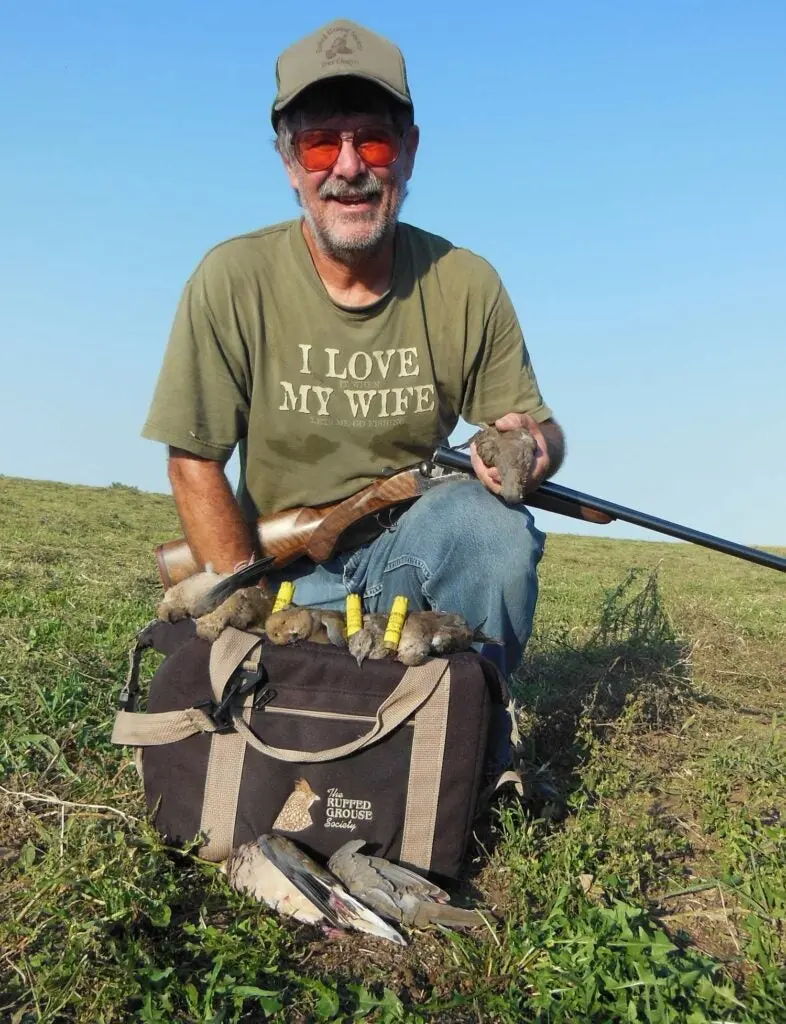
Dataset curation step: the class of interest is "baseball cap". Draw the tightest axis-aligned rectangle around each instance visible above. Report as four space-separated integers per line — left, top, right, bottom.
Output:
272 19 413 127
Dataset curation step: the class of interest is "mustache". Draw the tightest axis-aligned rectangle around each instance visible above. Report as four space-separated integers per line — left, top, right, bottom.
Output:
319 174 384 201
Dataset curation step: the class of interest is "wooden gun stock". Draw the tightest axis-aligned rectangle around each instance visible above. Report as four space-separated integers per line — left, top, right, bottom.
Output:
155 503 332 589
154 461 610 589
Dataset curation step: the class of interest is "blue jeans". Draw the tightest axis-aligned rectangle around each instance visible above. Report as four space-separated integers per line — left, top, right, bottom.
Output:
265 479 546 678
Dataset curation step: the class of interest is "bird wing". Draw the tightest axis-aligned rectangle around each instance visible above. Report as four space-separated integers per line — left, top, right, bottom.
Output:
258 835 340 926
190 555 276 618
328 843 405 923
261 836 406 945
366 856 450 902
225 842 326 926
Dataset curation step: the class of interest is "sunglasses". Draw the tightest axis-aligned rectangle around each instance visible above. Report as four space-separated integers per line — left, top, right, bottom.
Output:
292 126 403 172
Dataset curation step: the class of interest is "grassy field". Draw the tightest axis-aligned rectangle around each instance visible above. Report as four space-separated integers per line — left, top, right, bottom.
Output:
1 475 784 1022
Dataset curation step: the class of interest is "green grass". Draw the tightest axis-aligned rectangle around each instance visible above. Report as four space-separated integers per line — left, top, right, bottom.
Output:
1 475 784 1022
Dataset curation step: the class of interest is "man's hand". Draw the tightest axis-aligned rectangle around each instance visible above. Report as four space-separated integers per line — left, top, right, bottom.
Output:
470 414 565 497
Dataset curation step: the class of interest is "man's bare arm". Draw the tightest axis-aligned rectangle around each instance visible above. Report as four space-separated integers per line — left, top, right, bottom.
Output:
167 447 256 574
539 419 566 479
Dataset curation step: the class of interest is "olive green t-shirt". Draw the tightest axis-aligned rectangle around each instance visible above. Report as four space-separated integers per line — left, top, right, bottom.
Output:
142 219 552 519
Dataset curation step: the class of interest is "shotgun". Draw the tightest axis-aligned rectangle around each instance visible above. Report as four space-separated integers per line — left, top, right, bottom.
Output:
155 446 786 589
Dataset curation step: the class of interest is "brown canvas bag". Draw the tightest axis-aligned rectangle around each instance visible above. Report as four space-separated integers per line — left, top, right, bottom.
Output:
112 619 521 880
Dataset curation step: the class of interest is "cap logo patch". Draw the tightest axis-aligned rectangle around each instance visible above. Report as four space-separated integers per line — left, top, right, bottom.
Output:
316 26 363 68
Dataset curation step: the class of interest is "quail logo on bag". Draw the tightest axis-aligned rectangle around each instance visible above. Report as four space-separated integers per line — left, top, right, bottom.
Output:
324 787 374 831
272 777 320 833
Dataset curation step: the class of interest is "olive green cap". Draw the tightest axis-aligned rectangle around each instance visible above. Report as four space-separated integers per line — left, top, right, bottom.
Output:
272 19 413 127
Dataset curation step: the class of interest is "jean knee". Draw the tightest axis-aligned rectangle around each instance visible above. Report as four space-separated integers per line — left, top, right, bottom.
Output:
404 480 544 589
444 482 544 566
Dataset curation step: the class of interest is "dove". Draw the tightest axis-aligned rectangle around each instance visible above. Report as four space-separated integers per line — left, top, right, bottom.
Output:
396 611 503 667
187 554 277 618
328 839 485 930
157 559 277 641
264 606 348 647
225 834 406 944
194 585 275 642
395 613 432 667
471 425 537 503
157 565 228 623
347 613 390 666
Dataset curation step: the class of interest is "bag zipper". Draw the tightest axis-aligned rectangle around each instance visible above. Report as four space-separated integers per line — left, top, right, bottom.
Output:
254 691 413 726
263 706 377 723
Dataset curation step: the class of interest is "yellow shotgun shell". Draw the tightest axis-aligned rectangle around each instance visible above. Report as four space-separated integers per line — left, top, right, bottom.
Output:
346 593 363 637
383 596 409 651
271 581 295 614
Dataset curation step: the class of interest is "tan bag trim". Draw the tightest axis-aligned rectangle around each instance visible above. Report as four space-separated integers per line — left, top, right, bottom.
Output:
398 665 451 872
231 657 450 764
198 688 255 861
111 706 216 746
209 627 263 702
197 630 264 860
111 627 262 750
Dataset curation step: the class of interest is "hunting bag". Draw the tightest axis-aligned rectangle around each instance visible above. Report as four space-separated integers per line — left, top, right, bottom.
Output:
111 619 521 880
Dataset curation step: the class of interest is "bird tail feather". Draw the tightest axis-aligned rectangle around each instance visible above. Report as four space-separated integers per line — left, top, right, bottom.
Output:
410 903 486 929
330 891 407 945
367 858 450 902
260 835 405 945
191 554 276 618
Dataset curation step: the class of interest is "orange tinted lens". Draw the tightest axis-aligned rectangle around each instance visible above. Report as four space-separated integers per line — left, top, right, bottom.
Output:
295 130 341 171
355 129 400 166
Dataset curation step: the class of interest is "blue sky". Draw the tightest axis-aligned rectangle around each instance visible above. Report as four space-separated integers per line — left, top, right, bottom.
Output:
1 1 784 547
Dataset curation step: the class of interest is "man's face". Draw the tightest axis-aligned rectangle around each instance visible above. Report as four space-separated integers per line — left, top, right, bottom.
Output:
283 109 419 260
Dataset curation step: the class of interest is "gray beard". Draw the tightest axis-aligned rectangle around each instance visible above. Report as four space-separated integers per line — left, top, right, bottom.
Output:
296 180 409 265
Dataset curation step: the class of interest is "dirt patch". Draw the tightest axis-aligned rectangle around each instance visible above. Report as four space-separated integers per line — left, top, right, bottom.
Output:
286 925 477 1016
652 885 745 965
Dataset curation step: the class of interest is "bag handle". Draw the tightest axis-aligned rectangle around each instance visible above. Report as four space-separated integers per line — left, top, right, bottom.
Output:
229 656 450 764
112 626 450 760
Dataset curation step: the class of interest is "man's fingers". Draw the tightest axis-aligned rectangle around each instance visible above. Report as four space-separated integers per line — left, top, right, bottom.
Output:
470 442 503 495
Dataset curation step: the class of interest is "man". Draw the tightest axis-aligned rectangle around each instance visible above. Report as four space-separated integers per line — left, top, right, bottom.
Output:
143 18 565 677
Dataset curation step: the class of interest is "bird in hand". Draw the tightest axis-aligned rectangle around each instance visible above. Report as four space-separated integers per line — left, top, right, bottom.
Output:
264 607 347 648
328 839 486 930
225 834 405 944
396 611 502 667
347 613 390 666
471 425 537 503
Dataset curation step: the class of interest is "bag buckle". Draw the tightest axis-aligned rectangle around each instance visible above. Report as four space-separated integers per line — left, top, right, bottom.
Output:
196 663 269 734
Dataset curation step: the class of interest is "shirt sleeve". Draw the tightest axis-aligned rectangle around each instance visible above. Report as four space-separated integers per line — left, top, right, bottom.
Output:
460 279 552 426
141 252 252 460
